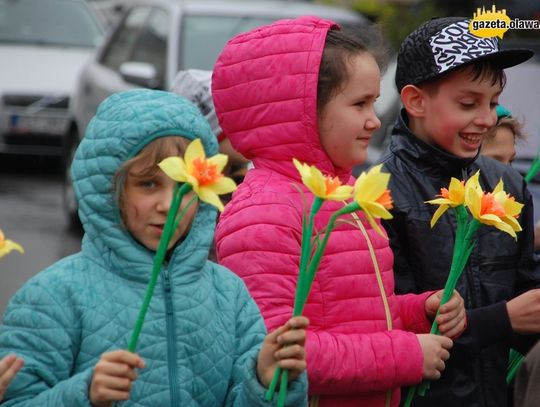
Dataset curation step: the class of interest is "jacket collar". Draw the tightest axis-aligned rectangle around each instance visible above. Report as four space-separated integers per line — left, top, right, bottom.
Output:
389 109 479 177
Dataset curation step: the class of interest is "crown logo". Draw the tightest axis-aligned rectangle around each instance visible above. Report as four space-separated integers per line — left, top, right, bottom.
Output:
470 5 511 38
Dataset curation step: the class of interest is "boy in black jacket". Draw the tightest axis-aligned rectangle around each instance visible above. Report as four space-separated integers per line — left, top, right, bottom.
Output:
379 16 540 407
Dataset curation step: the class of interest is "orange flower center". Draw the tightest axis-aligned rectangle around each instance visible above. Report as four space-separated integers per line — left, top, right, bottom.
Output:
324 176 342 195
376 189 393 209
439 187 450 199
0 230 4 247
480 193 505 218
192 157 222 186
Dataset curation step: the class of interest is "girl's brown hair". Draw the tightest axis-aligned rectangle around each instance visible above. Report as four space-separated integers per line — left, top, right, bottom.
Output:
317 24 388 113
113 136 190 209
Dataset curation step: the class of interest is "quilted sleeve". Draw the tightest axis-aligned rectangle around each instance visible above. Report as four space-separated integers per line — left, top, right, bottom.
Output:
225 282 307 406
217 199 424 395
396 292 434 334
0 277 92 406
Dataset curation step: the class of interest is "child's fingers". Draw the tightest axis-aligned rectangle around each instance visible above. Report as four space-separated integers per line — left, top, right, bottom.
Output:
288 316 309 330
266 316 310 343
0 356 23 393
277 328 306 346
274 344 305 361
439 310 466 338
0 355 17 376
99 361 139 381
277 358 307 372
439 290 463 313
102 350 145 369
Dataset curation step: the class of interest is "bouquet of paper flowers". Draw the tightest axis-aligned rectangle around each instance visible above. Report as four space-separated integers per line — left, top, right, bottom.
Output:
264 160 394 406
404 171 524 406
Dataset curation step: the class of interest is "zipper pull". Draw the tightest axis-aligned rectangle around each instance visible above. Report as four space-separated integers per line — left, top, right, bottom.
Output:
163 269 171 292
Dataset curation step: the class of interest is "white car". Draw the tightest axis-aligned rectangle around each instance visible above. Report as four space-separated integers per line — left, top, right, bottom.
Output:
64 0 400 223
0 0 104 157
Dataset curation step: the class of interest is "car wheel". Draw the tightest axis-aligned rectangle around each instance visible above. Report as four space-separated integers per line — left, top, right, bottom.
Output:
63 126 82 230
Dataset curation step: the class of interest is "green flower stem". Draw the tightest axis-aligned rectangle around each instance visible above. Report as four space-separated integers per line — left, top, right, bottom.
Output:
405 207 479 405
301 202 358 306
295 197 323 315
524 142 540 183
507 350 524 383
416 217 480 399
127 182 193 353
265 197 323 404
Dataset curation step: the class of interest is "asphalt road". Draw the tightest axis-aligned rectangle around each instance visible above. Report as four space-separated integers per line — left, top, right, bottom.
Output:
0 156 82 321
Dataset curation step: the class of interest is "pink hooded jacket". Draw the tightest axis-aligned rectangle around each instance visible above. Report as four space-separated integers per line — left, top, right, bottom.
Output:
212 16 431 407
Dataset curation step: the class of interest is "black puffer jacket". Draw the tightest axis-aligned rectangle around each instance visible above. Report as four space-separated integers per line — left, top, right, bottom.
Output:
379 110 540 407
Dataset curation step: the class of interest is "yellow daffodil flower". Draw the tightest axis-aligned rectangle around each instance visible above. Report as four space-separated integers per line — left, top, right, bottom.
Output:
492 179 524 234
293 159 353 201
427 171 481 227
158 138 237 212
0 229 24 258
465 182 517 239
352 164 393 237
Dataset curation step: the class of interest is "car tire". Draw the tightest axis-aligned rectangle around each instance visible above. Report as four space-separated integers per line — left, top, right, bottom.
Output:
63 126 82 231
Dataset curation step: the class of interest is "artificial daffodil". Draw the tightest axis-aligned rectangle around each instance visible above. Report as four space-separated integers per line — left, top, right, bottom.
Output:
426 171 481 227
492 179 524 235
465 175 519 239
293 159 353 201
352 164 393 237
0 229 24 258
158 138 237 211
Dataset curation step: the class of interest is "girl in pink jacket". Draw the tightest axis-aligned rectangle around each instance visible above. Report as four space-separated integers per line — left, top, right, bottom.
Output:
212 16 465 407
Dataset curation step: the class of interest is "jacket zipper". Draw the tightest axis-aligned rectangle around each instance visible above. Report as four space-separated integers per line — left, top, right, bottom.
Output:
163 268 180 407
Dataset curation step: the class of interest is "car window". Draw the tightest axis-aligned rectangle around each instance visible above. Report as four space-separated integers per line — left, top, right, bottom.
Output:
129 8 169 89
179 15 275 70
101 6 169 89
101 6 152 71
0 0 103 48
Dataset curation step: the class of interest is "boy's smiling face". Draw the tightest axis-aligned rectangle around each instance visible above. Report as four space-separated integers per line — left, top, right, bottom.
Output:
407 67 502 159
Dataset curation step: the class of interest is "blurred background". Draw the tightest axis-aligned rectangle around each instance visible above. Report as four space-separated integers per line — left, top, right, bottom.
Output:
0 0 538 320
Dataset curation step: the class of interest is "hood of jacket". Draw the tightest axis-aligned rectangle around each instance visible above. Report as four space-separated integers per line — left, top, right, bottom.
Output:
212 16 354 182
70 89 219 283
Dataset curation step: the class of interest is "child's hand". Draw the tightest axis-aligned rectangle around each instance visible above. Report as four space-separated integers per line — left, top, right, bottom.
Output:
425 289 466 338
416 334 453 380
89 350 145 407
0 354 24 401
256 316 309 388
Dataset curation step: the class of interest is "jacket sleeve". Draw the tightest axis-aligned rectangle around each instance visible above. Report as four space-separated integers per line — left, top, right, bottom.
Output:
217 200 424 396
0 278 92 407
396 292 433 334
225 282 307 407
510 180 540 353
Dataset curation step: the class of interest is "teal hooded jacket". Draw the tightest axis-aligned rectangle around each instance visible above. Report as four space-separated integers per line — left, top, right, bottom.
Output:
0 89 307 406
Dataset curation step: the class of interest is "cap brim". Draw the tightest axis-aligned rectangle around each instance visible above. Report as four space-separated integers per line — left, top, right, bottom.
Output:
476 48 534 70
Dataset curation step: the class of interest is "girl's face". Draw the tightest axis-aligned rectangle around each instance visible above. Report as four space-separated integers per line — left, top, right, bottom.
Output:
122 158 198 252
412 69 501 159
318 52 381 169
480 125 516 164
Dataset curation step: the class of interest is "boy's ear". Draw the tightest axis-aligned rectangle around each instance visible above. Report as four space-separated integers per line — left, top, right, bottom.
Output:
400 85 426 118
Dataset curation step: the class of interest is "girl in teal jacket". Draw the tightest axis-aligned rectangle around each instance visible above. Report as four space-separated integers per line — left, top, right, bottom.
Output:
0 89 308 406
